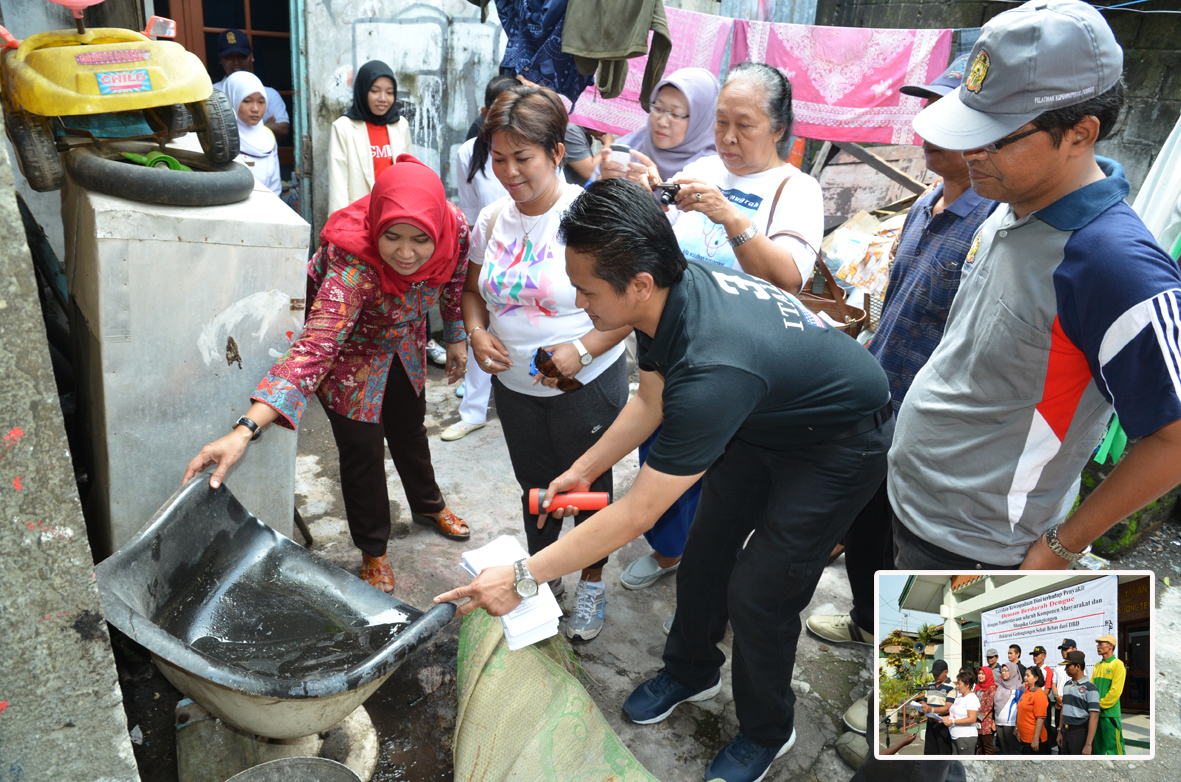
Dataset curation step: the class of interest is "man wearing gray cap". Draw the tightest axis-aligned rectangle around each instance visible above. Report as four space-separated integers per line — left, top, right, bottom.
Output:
986 648 1001 680
889 0 1181 571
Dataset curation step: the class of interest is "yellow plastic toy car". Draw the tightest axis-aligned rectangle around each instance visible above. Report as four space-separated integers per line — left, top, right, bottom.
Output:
1 2 239 193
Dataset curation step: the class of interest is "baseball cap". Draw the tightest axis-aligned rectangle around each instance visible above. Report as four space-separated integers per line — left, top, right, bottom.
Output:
985 648 999 658
900 54 971 101
1095 634 1117 646
1030 645 1047 657
931 660 949 674
218 29 251 57
1058 638 1077 651
913 0 1123 151
1059 650 1086 667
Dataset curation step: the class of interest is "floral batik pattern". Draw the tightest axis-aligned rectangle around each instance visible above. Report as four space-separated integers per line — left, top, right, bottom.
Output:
253 203 469 427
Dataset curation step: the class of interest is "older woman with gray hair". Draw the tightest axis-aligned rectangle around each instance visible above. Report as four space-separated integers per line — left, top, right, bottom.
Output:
658 61 823 294
616 62 824 596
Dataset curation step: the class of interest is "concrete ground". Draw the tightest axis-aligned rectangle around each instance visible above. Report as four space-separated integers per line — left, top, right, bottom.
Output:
286 364 1181 782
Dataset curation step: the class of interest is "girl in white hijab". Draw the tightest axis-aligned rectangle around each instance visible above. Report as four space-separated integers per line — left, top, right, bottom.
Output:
224 71 280 196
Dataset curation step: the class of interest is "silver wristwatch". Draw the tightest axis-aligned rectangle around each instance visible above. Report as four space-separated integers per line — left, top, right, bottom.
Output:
1045 524 1091 562
573 338 593 366
513 558 538 599
728 223 759 248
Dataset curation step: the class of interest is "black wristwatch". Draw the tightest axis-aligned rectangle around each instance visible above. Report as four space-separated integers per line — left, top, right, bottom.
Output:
233 416 263 441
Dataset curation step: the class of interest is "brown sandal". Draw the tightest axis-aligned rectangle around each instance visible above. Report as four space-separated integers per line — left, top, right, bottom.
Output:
411 507 470 541
361 553 395 593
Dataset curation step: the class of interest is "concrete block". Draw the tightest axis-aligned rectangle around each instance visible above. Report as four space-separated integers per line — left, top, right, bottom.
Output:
0 106 140 782
1102 8 1143 47
1122 51 1165 100
1133 9 1181 50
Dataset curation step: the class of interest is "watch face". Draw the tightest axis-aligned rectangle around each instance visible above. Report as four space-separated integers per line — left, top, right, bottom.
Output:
516 579 537 599
580 353 593 365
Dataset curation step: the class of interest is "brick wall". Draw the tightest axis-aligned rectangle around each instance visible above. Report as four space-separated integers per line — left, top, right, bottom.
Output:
814 0 1181 199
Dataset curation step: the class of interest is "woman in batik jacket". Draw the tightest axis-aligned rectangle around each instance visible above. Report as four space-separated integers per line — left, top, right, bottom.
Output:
185 155 470 594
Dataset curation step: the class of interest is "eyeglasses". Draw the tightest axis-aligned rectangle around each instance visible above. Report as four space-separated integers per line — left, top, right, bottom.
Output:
531 348 583 393
650 105 690 122
979 126 1044 154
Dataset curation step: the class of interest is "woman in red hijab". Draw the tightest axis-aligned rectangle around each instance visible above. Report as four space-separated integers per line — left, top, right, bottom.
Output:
184 155 471 594
975 664 998 754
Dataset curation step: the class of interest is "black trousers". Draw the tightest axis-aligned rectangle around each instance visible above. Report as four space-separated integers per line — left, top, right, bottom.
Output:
1059 722 1090 754
854 684 965 782
663 420 892 747
924 721 953 755
1044 713 1062 756
492 356 628 570
324 358 444 558
844 476 893 632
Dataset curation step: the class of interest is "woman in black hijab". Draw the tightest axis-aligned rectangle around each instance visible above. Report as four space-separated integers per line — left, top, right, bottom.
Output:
328 60 413 214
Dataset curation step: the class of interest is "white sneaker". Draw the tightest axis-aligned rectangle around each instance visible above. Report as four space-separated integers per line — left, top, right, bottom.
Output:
440 421 485 441
425 339 447 366
805 613 872 645
565 580 606 641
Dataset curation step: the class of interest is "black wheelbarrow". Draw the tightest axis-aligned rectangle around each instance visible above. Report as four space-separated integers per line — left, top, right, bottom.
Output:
95 474 456 739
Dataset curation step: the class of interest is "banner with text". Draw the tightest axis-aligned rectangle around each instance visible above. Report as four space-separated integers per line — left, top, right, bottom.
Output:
980 576 1118 677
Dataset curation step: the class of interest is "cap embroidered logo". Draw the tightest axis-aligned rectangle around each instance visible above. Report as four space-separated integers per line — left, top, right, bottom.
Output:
226 31 237 44
965 50 990 94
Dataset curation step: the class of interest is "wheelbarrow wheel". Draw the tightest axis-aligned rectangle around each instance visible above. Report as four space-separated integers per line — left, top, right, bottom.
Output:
4 110 64 192
188 90 239 164
65 141 255 207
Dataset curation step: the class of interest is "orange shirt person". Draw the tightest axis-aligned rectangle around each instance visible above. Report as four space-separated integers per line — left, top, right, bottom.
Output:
1016 667 1049 753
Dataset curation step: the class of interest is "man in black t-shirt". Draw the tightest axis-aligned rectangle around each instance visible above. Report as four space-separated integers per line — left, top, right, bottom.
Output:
436 179 892 782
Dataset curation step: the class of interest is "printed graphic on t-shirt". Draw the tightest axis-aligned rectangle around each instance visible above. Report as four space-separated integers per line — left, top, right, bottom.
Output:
482 236 558 325
709 269 825 331
370 144 391 159
679 187 763 268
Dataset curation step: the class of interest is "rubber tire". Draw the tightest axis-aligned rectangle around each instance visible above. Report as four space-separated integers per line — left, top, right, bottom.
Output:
145 103 191 138
188 90 239 164
65 141 255 207
4 110 65 192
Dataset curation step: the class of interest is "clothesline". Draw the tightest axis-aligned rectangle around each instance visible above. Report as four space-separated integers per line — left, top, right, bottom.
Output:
567 7 957 146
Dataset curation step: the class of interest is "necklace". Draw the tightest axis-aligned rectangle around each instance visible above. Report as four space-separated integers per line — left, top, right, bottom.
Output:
520 180 563 244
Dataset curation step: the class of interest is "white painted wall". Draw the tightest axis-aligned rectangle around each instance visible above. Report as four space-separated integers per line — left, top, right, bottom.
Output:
302 1 723 233
304 1 505 234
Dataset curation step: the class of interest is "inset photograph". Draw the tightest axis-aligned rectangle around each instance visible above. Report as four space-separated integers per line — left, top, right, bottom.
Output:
875 572 1153 760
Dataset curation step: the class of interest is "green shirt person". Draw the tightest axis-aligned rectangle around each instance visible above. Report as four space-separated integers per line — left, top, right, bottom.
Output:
1091 634 1126 754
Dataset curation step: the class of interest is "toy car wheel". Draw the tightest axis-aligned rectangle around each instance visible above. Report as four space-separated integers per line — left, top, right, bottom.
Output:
188 91 239 164
145 104 192 138
4 110 64 192
65 141 255 207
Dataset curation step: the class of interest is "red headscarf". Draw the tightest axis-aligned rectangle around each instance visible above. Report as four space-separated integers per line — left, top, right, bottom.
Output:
976 665 996 692
320 154 460 296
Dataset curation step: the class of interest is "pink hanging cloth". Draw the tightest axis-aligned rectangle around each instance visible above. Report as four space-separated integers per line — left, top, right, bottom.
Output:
731 20 953 145
567 7 733 136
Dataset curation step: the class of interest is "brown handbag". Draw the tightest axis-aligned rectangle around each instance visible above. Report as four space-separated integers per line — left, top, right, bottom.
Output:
764 176 868 337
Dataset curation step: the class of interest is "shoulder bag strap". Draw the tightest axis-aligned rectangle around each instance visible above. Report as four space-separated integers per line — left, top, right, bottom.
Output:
762 171 854 321
485 200 507 242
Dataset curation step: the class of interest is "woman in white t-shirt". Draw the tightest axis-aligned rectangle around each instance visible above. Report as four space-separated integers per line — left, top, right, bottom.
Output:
462 85 631 642
942 671 981 755
653 62 823 294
